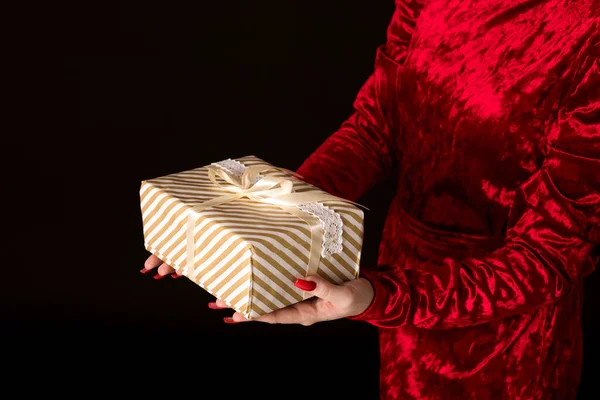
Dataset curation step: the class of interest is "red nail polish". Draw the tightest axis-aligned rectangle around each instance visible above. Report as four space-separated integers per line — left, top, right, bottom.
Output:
171 273 184 279
208 302 221 309
140 268 150 274
294 279 316 291
223 317 238 324
153 273 166 280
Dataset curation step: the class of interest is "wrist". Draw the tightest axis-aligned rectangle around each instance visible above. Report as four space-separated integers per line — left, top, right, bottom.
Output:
348 276 375 318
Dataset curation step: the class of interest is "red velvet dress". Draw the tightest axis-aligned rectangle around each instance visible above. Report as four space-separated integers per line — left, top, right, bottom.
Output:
296 1 600 399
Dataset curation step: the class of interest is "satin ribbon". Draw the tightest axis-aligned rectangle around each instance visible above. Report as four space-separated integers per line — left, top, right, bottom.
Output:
185 164 366 298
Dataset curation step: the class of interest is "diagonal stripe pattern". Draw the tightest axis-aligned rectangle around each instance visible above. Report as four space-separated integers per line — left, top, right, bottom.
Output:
140 155 364 319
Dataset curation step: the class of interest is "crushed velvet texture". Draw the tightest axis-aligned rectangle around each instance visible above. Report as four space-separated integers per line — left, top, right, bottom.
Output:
297 1 600 399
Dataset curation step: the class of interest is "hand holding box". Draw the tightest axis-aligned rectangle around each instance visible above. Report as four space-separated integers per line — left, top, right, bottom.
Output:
140 156 365 319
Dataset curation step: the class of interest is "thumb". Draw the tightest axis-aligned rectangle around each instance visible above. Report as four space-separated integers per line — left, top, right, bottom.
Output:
295 275 346 303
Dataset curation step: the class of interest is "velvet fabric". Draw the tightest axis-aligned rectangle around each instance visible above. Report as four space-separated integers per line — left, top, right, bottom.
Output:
296 1 600 398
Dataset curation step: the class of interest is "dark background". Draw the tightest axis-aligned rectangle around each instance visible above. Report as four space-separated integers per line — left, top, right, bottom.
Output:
6 1 598 398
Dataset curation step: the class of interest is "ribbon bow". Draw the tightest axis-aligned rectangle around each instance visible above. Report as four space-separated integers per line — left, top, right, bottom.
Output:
189 164 297 211
185 163 366 297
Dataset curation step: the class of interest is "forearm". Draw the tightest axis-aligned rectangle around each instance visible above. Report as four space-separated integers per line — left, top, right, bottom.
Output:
351 144 600 329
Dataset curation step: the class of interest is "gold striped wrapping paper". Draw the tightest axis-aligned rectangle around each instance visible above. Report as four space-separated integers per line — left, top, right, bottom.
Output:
139 155 364 319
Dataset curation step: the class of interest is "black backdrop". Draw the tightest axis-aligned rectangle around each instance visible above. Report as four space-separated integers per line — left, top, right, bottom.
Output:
6 1 598 399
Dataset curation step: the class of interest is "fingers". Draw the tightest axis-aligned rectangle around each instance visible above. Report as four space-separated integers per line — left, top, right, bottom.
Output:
295 275 351 306
213 298 324 326
221 312 250 324
141 254 181 279
208 302 248 324
141 254 162 273
157 262 176 277
208 298 231 309
255 300 319 326
213 303 313 325
215 298 229 308
212 275 350 326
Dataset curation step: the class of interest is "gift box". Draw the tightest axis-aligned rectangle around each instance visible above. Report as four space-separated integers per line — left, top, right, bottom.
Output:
139 155 364 319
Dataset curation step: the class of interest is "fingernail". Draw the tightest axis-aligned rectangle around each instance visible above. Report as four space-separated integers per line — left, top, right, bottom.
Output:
208 302 221 309
294 279 317 291
223 317 238 324
170 273 184 279
153 273 167 280
140 268 150 274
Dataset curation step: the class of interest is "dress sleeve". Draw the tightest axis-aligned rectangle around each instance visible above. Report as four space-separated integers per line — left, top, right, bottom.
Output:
350 49 600 329
296 1 426 200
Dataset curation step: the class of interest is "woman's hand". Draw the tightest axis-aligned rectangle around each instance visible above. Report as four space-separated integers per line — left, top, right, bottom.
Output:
142 253 374 325
141 254 184 279
211 275 374 326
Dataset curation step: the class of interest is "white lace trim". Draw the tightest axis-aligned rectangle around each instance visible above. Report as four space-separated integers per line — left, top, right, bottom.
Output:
210 158 344 257
297 202 344 257
211 158 263 185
